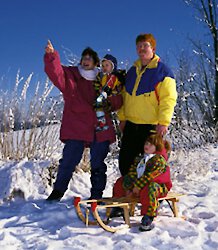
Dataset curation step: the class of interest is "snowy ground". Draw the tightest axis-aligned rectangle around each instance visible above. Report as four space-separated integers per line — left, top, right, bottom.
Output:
0 143 217 250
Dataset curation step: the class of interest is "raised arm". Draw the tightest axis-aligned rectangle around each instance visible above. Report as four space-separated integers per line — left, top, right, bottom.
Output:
44 40 66 93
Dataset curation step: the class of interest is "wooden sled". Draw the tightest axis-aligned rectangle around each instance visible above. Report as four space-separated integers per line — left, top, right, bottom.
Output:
74 192 184 233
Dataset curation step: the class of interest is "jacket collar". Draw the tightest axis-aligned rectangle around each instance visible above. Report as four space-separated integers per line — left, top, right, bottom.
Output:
134 54 160 70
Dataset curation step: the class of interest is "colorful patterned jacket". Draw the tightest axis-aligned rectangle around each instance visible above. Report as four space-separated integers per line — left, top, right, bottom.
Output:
118 54 177 126
123 153 172 191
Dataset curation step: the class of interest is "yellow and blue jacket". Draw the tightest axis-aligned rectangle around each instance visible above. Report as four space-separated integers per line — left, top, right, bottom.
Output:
118 55 177 126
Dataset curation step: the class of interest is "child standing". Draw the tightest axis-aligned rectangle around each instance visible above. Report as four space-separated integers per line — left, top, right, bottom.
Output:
110 133 172 231
94 54 124 132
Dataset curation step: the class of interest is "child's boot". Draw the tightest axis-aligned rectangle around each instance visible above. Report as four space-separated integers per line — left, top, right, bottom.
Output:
139 215 154 231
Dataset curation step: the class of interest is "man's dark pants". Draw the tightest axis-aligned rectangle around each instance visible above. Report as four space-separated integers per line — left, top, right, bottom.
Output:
119 121 155 176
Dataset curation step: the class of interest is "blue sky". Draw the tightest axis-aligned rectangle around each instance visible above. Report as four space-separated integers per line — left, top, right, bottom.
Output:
0 0 206 95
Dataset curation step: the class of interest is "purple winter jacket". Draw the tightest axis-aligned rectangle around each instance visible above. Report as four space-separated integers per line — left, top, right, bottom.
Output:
44 51 123 143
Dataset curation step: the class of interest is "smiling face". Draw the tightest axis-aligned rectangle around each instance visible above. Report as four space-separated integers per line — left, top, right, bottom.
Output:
136 40 155 66
144 141 156 154
81 55 96 70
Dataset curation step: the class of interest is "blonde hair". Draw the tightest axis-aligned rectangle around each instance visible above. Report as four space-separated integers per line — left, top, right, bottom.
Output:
146 134 171 153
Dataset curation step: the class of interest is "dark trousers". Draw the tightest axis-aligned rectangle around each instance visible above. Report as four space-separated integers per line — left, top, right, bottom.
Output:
119 121 155 176
54 139 110 199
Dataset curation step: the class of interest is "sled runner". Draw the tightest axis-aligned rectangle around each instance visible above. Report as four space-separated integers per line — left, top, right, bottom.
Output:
74 192 184 233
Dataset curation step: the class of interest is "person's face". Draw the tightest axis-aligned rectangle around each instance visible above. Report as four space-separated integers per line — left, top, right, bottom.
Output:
81 55 96 70
144 141 156 154
101 60 113 74
136 41 155 64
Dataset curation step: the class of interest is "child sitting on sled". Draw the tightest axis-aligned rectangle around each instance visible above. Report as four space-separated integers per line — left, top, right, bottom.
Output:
110 133 172 231
94 54 125 132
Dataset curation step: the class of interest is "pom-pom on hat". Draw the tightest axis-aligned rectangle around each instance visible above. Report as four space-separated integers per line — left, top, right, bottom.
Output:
101 54 118 71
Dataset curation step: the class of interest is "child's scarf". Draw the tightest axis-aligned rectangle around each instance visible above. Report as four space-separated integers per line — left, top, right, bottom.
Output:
136 153 155 178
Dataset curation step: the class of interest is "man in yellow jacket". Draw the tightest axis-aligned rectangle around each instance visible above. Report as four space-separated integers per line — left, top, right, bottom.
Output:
118 33 177 176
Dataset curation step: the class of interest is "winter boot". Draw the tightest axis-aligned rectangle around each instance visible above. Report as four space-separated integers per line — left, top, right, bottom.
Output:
109 207 124 218
46 189 64 201
139 215 154 231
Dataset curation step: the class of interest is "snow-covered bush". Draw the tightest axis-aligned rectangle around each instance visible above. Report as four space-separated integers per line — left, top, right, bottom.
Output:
0 71 63 160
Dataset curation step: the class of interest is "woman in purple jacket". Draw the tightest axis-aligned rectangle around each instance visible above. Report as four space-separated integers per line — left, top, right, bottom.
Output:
44 40 123 201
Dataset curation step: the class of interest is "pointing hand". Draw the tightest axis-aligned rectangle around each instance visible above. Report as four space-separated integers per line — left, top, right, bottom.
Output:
45 39 54 54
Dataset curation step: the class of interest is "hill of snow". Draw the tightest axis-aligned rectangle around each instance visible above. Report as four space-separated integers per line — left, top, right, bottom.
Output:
0 143 217 250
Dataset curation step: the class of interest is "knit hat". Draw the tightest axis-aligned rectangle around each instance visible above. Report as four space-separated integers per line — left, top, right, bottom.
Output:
101 54 117 71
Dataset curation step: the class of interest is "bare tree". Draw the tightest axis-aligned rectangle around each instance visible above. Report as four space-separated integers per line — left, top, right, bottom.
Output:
169 48 215 149
184 0 218 131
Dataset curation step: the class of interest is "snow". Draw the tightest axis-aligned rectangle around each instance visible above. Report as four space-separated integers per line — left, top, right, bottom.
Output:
0 143 218 250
